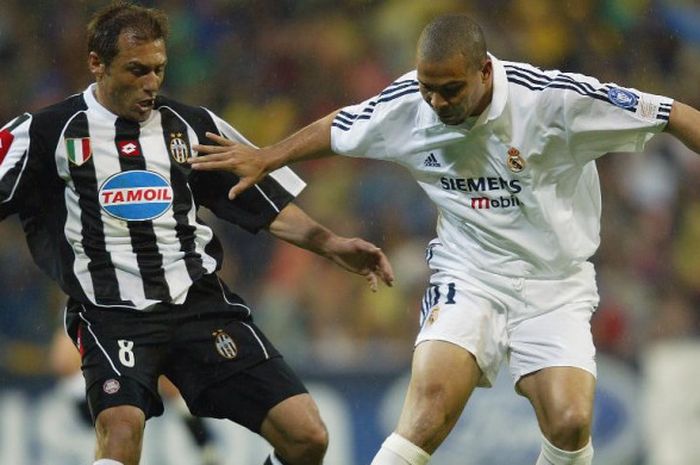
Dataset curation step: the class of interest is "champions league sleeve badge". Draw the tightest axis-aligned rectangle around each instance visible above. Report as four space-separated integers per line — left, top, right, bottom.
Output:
607 87 638 110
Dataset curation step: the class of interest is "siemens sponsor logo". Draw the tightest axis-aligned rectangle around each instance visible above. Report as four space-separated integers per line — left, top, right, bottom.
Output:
440 176 522 194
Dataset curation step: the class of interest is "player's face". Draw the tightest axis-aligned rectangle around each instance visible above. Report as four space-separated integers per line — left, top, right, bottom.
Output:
90 32 167 122
417 53 492 125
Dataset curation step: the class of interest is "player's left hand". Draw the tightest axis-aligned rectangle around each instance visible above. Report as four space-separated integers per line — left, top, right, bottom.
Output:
324 237 394 292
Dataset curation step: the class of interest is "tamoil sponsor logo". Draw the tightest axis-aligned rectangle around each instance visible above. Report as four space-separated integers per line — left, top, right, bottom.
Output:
99 170 173 221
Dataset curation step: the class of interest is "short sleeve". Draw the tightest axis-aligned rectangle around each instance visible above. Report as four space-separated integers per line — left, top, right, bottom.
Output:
557 72 673 164
191 111 306 233
0 114 34 220
331 75 420 159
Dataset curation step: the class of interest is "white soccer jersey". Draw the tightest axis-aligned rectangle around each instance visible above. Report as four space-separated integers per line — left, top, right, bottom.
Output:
331 55 672 278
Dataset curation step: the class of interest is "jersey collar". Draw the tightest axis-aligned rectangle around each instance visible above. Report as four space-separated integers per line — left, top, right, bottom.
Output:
480 54 508 126
83 83 158 126
83 83 118 122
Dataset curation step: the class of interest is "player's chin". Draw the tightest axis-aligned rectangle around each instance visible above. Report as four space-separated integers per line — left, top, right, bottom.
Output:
438 114 464 125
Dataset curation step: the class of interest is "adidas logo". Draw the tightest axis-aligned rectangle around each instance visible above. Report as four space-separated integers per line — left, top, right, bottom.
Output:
423 153 441 167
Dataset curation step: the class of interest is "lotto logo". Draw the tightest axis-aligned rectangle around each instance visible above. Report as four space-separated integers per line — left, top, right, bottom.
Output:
118 140 140 157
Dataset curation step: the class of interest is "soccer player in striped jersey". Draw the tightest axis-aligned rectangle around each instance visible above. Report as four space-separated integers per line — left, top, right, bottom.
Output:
0 3 394 465
191 13 700 465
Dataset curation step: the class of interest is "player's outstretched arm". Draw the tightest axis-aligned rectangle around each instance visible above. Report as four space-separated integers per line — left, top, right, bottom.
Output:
666 101 700 155
191 111 339 200
267 203 394 292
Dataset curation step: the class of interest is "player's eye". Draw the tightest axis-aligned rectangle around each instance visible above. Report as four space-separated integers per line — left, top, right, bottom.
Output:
440 84 463 99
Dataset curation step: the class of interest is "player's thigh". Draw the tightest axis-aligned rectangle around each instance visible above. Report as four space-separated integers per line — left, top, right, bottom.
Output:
509 302 597 386
516 366 595 439
183 355 309 434
404 339 482 410
511 303 596 434
65 301 168 421
416 274 508 387
260 392 326 449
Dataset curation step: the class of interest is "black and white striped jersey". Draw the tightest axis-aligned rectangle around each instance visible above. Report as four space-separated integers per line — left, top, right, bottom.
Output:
0 84 305 310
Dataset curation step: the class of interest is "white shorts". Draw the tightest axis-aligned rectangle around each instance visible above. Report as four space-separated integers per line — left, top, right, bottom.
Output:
416 242 599 388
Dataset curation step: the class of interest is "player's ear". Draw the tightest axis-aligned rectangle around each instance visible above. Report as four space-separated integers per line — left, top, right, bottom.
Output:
480 59 492 83
88 51 106 79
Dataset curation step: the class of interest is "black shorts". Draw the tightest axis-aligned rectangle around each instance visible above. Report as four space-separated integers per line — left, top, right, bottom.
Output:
65 273 307 432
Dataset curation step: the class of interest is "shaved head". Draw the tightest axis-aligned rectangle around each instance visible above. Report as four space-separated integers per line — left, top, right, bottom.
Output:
417 14 487 71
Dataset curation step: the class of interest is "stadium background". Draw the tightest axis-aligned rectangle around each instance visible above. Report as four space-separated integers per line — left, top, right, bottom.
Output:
0 0 699 464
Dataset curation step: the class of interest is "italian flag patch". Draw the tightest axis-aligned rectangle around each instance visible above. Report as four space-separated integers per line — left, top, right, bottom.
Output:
66 137 92 166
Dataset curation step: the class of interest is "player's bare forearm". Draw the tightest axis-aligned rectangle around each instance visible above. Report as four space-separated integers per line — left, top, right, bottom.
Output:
190 111 338 199
268 204 394 291
267 111 339 168
666 101 700 155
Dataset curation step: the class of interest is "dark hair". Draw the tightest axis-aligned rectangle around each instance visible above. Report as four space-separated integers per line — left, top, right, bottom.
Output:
87 1 169 66
417 14 487 70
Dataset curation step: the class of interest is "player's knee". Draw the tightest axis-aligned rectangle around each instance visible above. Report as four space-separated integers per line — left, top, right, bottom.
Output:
298 421 329 460
400 380 458 444
417 381 458 423
547 406 592 449
95 406 145 450
282 421 328 465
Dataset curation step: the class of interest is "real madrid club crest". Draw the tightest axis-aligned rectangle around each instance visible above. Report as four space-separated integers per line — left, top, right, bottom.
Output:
169 132 189 163
427 306 440 325
506 147 525 173
213 329 238 359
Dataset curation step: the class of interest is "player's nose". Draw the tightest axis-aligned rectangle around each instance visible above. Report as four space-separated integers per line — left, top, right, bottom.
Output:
142 71 162 93
429 92 448 110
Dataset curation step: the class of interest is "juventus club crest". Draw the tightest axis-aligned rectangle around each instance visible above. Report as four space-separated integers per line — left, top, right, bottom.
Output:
169 132 189 163
506 147 525 173
213 329 238 359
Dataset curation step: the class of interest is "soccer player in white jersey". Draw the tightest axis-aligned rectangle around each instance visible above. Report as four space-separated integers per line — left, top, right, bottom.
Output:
191 13 700 465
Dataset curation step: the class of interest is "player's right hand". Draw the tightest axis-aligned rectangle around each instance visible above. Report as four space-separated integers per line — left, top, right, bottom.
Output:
191 132 269 199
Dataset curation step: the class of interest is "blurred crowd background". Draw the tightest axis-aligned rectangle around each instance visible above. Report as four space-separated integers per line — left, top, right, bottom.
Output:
1 0 699 447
